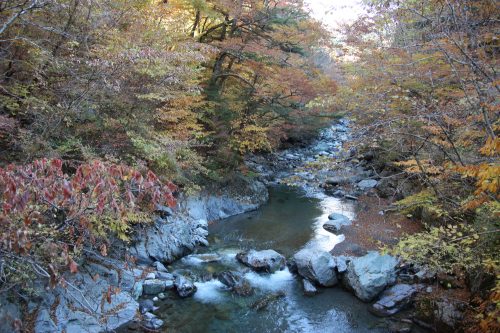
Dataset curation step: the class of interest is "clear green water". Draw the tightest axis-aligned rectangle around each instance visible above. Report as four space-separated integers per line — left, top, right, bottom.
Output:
148 186 389 333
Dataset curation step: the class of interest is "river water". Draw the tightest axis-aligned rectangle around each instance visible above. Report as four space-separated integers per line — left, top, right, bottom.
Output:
153 186 388 333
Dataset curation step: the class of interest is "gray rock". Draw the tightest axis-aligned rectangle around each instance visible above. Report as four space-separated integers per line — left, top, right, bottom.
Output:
433 299 464 330
164 280 175 290
324 213 351 233
156 271 174 281
415 266 437 283
218 271 253 296
325 176 351 186
236 249 286 273
293 248 338 287
334 256 350 274
0 295 21 333
143 312 164 330
302 279 318 296
139 300 157 314
143 279 166 295
146 272 156 280
357 179 378 190
35 272 139 333
34 309 57 333
344 251 398 302
131 281 143 300
130 178 268 265
153 261 168 272
174 276 197 298
370 284 422 317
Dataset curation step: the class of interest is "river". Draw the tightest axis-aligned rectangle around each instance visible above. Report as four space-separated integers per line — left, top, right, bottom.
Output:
149 186 388 333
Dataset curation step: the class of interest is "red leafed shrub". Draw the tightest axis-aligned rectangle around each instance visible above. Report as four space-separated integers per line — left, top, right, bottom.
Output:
0 159 176 288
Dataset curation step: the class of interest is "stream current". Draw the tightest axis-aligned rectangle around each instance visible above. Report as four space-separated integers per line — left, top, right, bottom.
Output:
155 186 387 333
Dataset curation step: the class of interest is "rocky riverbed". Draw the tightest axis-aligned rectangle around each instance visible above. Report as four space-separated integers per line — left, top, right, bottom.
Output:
1 119 455 333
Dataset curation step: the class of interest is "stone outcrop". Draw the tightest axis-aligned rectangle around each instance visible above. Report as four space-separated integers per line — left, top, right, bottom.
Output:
344 251 398 302
293 248 338 287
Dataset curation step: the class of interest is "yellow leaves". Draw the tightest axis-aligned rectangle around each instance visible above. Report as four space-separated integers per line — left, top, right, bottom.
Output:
394 159 443 175
234 124 272 154
480 137 500 157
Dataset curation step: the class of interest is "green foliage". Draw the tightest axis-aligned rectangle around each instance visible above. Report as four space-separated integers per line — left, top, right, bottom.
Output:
387 224 483 274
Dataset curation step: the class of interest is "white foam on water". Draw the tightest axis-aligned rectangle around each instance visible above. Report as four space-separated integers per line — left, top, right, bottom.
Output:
244 267 294 292
193 280 226 304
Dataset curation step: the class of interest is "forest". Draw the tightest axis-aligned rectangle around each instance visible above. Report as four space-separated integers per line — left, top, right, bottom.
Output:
0 0 498 332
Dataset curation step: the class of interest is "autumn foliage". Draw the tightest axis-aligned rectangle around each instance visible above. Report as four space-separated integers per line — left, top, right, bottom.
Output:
0 159 176 288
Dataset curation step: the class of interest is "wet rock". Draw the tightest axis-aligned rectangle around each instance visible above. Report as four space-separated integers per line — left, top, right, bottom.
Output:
174 276 197 298
184 253 221 264
302 279 318 296
236 249 286 273
324 213 351 233
388 320 412 333
143 279 166 295
139 300 157 314
357 179 378 190
344 251 398 302
287 258 298 274
218 271 253 296
143 312 164 330
251 291 286 311
293 248 338 287
370 284 423 317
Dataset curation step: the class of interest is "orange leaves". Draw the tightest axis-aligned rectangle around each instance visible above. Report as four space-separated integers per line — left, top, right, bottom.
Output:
458 163 500 198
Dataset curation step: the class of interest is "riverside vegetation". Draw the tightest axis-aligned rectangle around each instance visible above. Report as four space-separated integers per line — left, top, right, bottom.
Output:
0 0 498 332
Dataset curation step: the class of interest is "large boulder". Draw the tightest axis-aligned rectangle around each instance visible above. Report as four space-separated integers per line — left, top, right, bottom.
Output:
34 270 139 333
130 178 268 265
324 213 351 234
370 284 423 317
236 249 286 273
344 251 398 302
293 248 338 287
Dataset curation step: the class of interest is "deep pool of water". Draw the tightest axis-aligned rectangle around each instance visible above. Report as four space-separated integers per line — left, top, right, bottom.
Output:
147 186 390 333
